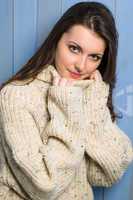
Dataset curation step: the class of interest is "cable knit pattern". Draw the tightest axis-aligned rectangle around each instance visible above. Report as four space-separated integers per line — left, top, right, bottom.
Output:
0 65 132 200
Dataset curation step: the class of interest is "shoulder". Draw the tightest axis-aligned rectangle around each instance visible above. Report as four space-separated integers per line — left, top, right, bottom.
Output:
0 79 49 109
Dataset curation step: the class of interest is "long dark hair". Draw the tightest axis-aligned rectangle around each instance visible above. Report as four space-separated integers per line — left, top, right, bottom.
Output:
0 1 119 121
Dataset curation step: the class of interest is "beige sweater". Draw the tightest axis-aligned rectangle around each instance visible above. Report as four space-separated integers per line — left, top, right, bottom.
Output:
0 65 132 200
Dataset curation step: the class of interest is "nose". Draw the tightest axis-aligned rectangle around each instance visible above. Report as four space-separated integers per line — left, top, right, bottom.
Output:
75 56 86 73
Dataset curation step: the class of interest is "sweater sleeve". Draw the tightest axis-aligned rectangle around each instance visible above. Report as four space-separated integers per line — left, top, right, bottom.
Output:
84 81 133 187
0 84 85 200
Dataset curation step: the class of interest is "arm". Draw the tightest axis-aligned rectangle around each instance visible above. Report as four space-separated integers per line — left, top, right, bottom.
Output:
84 80 133 187
0 84 85 200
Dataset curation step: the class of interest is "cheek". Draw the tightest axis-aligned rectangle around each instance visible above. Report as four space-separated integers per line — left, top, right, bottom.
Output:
55 47 75 66
86 63 99 73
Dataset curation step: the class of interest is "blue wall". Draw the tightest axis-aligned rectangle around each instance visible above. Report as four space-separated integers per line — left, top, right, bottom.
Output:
0 1 133 199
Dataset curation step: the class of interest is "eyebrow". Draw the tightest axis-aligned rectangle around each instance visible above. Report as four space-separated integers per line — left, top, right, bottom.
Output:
68 41 104 56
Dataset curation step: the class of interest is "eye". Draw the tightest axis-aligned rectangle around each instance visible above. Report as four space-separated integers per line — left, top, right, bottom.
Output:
89 54 102 62
68 45 80 54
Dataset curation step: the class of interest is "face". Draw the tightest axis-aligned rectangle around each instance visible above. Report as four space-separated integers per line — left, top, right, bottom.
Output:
54 24 106 80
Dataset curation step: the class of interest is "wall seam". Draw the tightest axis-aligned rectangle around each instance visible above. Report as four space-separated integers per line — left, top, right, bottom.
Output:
12 0 15 75
34 0 39 51
114 0 117 21
60 0 63 15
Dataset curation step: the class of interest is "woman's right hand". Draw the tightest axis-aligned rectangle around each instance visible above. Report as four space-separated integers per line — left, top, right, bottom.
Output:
53 74 75 86
52 73 93 88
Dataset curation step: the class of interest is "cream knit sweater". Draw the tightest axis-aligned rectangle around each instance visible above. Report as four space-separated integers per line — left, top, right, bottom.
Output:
0 65 132 200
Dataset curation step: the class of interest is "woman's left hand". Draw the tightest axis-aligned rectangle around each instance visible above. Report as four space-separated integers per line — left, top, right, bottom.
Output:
89 69 103 81
83 69 110 124
89 69 109 102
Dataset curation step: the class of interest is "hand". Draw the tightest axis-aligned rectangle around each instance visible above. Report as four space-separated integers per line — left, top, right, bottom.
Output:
53 73 75 86
83 69 109 123
89 69 103 81
89 69 109 102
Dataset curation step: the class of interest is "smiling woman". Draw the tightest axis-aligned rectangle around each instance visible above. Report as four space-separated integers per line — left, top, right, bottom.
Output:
54 24 106 80
0 1 133 200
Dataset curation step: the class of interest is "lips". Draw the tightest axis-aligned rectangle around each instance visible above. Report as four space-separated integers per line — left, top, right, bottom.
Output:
68 69 81 79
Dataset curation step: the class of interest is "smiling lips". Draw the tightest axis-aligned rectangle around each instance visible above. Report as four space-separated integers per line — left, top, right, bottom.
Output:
67 69 82 79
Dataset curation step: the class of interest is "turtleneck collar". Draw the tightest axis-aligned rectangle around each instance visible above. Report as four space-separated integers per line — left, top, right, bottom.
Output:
10 65 58 86
36 65 59 84
36 65 95 88
11 64 95 88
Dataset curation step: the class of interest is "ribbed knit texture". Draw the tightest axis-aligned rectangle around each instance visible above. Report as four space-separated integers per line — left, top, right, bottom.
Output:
84 79 133 187
0 65 132 200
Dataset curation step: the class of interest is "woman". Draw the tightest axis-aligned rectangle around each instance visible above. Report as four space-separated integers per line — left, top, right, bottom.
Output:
0 1 132 200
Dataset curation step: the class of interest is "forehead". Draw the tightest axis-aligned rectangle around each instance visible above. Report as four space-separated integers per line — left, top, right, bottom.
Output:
61 24 106 53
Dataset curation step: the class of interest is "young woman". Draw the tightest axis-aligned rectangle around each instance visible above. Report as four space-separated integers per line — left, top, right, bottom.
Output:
0 1 132 200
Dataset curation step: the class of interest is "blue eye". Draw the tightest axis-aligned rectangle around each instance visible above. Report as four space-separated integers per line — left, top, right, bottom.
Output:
68 45 80 53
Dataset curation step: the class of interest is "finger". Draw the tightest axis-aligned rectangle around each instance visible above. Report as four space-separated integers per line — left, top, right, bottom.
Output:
53 76 60 86
89 72 95 80
95 70 102 81
90 70 101 81
60 78 74 86
59 78 68 86
91 75 95 80
67 79 75 86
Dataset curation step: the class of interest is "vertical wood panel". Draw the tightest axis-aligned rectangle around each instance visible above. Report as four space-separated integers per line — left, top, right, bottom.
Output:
13 0 37 72
61 0 84 14
37 0 62 48
62 0 115 16
0 0 13 83
93 0 115 14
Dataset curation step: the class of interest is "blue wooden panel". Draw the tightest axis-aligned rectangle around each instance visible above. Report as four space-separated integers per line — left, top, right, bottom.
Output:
61 0 85 14
13 0 37 72
104 0 133 200
0 0 13 83
62 0 115 16
93 188 104 200
93 0 115 14
37 0 61 48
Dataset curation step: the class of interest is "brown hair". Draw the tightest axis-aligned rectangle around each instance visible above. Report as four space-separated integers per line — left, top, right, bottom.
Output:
0 1 119 121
